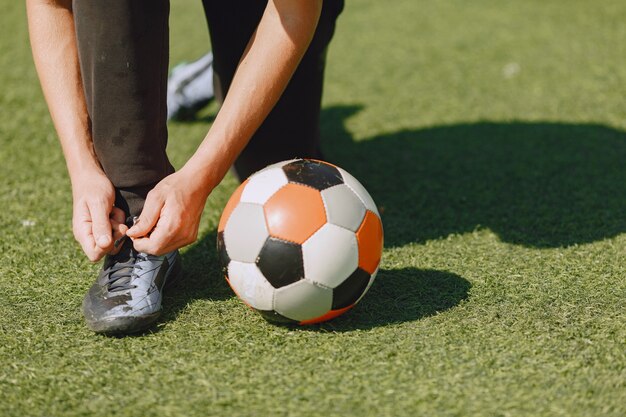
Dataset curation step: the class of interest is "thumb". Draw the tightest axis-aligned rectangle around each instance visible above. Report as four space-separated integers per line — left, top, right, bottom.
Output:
127 194 163 238
91 201 113 249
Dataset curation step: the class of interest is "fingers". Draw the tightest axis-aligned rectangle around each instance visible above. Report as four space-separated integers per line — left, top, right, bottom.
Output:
73 201 110 262
90 198 113 250
74 222 105 262
132 234 187 256
131 232 168 256
73 202 131 261
131 215 175 255
125 172 206 255
126 191 163 238
110 206 126 225
108 207 129 256
127 190 168 255
132 213 199 256
69 171 117 262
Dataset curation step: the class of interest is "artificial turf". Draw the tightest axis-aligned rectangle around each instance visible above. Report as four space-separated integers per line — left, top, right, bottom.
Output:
1 0 625 416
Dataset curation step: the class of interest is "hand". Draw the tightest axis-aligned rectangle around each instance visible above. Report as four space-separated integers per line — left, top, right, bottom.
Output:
126 169 209 255
71 170 127 261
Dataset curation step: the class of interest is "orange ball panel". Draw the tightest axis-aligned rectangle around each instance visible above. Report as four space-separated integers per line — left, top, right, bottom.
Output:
356 211 383 274
299 305 354 325
218 179 248 233
264 183 327 244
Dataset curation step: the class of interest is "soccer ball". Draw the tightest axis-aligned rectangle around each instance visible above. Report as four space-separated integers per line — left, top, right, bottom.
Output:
217 159 383 324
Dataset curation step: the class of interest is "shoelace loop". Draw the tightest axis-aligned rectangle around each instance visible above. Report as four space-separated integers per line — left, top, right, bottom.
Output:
104 251 149 293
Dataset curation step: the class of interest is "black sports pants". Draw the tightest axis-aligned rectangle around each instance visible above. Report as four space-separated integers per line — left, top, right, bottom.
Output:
72 0 343 216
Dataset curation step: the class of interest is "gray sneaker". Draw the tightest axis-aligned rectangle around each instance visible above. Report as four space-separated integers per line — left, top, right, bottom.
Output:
82 246 182 335
167 52 215 121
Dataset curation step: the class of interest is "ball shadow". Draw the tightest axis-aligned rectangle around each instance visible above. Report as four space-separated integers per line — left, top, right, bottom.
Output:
157 231 470 331
321 105 626 248
312 268 471 331
157 103 626 331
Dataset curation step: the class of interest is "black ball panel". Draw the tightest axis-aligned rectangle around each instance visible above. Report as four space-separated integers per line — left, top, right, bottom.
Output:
256 237 304 288
217 231 230 276
282 159 344 191
332 267 371 309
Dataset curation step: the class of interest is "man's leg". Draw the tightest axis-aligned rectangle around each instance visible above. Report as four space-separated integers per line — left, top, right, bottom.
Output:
72 0 181 335
73 0 173 217
202 0 344 181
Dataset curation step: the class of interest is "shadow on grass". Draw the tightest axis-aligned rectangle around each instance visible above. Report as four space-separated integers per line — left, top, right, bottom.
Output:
322 105 626 248
311 268 471 331
158 104 626 330
159 231 470 331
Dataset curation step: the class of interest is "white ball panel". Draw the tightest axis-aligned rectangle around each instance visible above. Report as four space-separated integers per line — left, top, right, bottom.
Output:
240 167 289 205
228 261 275 311
224 203 269 262
337 167 379 217
274 280 332 321
302 223 359 289
321 184 366 232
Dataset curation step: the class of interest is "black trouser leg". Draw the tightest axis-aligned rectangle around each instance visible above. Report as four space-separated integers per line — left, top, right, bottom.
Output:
202 0 344 180
73 0 173 217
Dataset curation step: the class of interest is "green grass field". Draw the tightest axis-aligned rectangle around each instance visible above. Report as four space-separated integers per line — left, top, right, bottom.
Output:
1 0 625 416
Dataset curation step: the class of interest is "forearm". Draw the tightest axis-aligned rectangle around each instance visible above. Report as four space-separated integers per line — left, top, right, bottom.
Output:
183 0 323 191
26 0 100 182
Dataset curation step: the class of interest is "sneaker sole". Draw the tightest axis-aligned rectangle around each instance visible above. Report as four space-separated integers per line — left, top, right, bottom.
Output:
86 312 162 335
